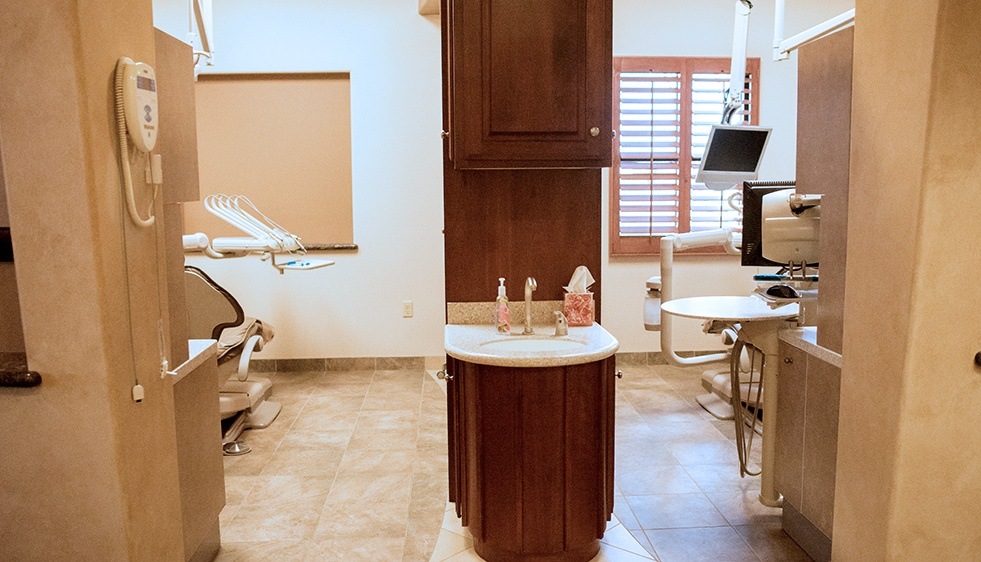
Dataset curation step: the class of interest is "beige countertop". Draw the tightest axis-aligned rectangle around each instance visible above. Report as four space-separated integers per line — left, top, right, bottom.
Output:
170 339 218 383
778 326 842 368
444 323 619 368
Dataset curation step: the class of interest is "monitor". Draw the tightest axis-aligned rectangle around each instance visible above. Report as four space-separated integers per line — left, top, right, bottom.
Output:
695 125 772 190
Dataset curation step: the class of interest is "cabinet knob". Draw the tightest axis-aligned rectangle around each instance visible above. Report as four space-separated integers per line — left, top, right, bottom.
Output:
783 357 793 364
440 130 450 139
615 370 623 379
437 369 454 380
590 127 600 137
975 351 981 368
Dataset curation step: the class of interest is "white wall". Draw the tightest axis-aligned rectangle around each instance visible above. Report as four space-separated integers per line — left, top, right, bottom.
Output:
153 0 852 358
154 0 446 359
604 0 855 352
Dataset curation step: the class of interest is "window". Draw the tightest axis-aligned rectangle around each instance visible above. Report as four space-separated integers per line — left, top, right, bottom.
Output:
610 57 760 255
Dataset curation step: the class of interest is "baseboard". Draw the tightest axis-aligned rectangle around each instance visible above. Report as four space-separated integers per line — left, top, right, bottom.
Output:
615 351 728 366
251 356 442 373
783 500 832 562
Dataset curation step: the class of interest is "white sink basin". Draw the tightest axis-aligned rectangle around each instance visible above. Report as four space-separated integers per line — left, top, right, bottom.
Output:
481 338 586 353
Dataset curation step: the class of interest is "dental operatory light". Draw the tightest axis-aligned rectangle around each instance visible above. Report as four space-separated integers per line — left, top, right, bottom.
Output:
183 194 334 273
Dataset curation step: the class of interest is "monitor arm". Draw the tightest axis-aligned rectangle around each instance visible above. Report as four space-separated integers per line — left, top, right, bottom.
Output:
723 0 753 125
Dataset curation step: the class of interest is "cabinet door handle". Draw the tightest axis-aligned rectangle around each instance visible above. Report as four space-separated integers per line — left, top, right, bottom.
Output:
590 127 600 137
784 357 793 364
440 130 450 139
437 369 454 380
615 370 623 379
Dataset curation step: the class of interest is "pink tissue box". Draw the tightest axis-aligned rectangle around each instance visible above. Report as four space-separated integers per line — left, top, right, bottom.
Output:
563 293 594 326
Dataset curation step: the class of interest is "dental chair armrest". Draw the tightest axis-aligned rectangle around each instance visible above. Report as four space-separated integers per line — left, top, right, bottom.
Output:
237 334 265 382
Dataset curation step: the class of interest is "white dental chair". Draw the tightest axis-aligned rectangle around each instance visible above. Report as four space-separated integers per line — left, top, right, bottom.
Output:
184 265 281 455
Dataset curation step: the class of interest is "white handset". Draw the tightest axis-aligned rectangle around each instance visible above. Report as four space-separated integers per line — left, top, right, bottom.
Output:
121 60 159 153
114 57 159 228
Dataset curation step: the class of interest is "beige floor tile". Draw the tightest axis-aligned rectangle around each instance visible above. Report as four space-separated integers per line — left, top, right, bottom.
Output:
666 439 742 466
626 493 728 529
259 446 345 478
440 547 484 562
600 524 656 559
219 503 241 532
347 426 419 451
313 501 410 541
221 493 327 542
615 440 680 471
336 449 416 475
683 463 761 494
440 509 468 536
214 539 312 561
361 392 424 412
317 371 375 385
616 465 700 495
326 472 414 506
279 427 354 449
645 526 758 562
243 475 334 506
592 542 658 561
734 518 811 561
223 448 276 478
612 496 642 531
706 489 782 527
357 409 420 430
428 529 472 561
308 537 405 561
223 476 257 507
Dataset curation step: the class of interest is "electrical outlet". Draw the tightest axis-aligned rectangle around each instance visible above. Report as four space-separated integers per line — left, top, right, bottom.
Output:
402 300 414 318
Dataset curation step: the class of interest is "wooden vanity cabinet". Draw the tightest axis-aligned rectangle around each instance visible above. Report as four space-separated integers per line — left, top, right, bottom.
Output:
446 355 616 562
442 0 613 169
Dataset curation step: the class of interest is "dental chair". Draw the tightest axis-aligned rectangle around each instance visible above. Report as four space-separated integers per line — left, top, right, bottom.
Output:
184 265 281 455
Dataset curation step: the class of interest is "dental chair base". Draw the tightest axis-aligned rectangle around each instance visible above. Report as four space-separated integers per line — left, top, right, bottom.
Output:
220 376 282 448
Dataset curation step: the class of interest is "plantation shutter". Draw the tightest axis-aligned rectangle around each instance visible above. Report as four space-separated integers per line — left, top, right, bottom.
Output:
611 57 760 256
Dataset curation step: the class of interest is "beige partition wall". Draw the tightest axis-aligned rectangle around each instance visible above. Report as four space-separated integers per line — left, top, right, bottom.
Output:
186 73 354 244
834 0 981 559
0 1 185 558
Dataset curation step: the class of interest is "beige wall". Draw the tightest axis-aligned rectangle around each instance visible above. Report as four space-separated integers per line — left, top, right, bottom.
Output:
834 0 981 558
0 1 185 558
186 73 354 245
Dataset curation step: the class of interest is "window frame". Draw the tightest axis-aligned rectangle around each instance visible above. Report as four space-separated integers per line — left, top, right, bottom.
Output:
610 56 761 256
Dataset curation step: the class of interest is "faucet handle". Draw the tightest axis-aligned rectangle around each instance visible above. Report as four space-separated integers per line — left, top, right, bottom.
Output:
553 311 568 336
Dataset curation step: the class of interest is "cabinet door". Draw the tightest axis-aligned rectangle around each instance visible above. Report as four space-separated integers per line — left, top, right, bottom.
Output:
449 0 612 169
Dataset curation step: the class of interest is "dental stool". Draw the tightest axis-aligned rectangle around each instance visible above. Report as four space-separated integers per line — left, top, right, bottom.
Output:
184 265 282 455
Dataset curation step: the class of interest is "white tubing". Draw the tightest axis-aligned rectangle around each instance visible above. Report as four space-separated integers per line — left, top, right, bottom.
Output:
659 235 730 367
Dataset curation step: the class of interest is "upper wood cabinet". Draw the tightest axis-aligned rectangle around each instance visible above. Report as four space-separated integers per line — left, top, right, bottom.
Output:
443 0 613 169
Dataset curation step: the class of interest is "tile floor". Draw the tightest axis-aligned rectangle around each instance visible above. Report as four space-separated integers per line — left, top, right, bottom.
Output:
215 361 811 561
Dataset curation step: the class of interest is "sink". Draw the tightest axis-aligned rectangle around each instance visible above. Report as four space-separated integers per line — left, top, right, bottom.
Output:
481 338 586 353
445 324 618 367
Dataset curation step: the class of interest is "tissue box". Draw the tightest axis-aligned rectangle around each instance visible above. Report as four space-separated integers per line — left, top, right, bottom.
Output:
563 293 594 326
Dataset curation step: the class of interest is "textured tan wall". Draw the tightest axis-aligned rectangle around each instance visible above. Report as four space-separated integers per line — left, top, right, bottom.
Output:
834 0 981 559
185 73 355 244
0 1 185 559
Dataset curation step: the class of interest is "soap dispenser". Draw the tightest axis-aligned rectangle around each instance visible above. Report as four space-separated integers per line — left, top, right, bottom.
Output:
495 278 510 333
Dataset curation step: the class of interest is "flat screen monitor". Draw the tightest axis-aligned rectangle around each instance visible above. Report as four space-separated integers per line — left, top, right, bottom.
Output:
741 181 796 267
695 125 772 190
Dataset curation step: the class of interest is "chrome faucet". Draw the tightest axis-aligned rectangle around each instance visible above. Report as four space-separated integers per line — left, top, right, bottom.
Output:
523 277 537 334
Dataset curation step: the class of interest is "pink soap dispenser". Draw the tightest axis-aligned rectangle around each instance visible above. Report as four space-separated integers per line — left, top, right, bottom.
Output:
495 278 510 333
